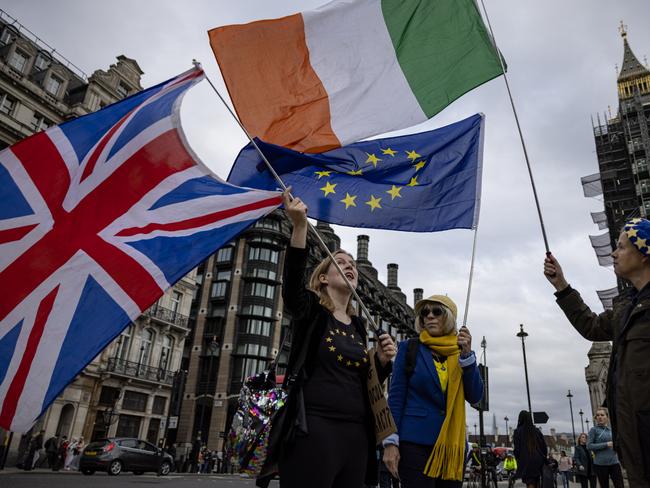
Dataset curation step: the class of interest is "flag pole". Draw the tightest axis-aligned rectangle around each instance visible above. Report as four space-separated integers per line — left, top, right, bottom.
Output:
198 62 384 335
477 0 551 255
462 226 479 328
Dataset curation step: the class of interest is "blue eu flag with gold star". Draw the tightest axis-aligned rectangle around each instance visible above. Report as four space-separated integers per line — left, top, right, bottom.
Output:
227 113 484 232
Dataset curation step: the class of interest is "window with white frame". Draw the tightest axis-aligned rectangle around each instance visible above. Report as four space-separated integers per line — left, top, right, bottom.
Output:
240 318 272 336
170 291 182 314
216 247 233 263
139 329 154 367
116 325 132 360
45 74 63 96
211 281 228 299
159 335 172 370
33 53 50 71
0 29 14 45
248 246 279 264
241 304 273 318
245 281 275 300
248 267 277 280
9 49 29 73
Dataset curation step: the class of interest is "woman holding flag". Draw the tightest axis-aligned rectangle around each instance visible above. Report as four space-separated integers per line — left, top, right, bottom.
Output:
382 295 483 487
267 189 396 488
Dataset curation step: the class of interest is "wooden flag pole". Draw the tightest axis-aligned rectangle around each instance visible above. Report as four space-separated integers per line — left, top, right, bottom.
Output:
477 1 552 254
198 62 384 335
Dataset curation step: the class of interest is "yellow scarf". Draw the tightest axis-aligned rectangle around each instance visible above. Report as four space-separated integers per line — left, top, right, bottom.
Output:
419 330 466 481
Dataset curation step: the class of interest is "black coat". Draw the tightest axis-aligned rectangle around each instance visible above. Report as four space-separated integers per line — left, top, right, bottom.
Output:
259 246 391 487
573 445 593 477
513 427 547 479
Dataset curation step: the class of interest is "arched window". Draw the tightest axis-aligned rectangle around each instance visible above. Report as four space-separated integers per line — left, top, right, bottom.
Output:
159 335 173 371
116 325 132 360
139 329 154 368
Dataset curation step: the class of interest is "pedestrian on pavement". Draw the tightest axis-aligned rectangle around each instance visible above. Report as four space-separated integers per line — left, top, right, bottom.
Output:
513 410 547 488
261 189 396 488
188 435 201 473
64 437 77 470
44 434 59 471
383 292 483 487
544 455 558 488
557 451 572 488
216 449 223 473
57 436 68 471
574 433 596 488
70 436 84 470
23 429 44 471
587 408 624 488
544 218 650 487
166 443 177 472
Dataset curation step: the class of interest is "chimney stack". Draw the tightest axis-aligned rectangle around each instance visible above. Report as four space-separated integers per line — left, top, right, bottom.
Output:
387 263 399 288
357 235 369 262
414 288 423 305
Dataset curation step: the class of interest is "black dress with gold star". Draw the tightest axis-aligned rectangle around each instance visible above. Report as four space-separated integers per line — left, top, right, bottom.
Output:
302 316 370 421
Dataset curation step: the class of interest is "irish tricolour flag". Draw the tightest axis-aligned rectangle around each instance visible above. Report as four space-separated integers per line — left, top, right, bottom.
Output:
209 0 503 153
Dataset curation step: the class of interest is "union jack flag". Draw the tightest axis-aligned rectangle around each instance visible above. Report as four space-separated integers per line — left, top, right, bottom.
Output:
0 68 282 432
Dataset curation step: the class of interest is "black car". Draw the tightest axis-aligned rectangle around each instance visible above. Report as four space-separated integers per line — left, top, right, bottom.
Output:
80 437 173 476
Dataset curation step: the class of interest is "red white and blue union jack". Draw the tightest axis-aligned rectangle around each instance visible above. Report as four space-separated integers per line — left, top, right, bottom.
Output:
0 68 282 432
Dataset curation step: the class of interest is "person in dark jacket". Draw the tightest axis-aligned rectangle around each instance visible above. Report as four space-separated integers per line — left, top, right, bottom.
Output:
262 190 396 488
382 294 483 487
513 411 547 488
574 433 596 488
544 217 650 487
23 430 44 471
44 434 60 471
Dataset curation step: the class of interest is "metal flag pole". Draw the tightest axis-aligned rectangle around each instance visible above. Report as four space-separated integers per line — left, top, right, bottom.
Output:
197 62 383 335
462 226 479 328
477 0 551 254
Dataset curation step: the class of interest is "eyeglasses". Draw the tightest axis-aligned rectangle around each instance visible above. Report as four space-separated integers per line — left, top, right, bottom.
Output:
419 305 445 319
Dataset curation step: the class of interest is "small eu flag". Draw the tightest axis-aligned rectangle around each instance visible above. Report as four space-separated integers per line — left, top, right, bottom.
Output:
227 113 484 232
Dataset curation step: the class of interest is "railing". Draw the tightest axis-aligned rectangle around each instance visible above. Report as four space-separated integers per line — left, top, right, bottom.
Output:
145 304 189 328
105 357 174 385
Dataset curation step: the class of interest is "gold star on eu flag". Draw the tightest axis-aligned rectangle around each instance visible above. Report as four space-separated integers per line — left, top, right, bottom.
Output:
414 161 426 172
337 354 343 361
387 185 402 200
347 169 363 176
329 345 336 352
340 193 357 209
407 176 419 187
406 150 421 161
365 153 382 168
320 181 337 196
315 170 332 179
381 147 397 157
365 195 382 211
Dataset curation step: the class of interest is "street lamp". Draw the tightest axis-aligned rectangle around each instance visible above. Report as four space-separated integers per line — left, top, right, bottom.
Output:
567 390 576 446
585 418 590 431
516 324 532 414
474 423 477 436
579 409 585 434
504 416 510 446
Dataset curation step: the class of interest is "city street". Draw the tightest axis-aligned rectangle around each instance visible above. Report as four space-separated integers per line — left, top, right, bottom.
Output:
0 469 588 488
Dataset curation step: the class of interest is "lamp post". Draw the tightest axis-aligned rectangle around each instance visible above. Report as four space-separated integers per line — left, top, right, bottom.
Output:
474 423 477 436
579 409 585 434
516 324 532 414
585 419 590 431
504 416 510 446
567 390 576 446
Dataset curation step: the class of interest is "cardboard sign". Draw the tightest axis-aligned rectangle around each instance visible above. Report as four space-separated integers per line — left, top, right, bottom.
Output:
366 348 397 444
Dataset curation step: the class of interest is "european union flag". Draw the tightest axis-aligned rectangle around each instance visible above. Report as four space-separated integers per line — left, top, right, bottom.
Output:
227 113 484 232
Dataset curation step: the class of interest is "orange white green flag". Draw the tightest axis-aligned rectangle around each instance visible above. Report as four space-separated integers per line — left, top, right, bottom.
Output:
209 0 504 153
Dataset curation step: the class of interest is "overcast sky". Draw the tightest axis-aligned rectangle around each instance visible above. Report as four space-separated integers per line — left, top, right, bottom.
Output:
6 0 650 440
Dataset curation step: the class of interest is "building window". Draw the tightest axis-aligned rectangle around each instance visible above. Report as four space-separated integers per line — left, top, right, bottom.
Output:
45 74 63 97
248 267 277 280
116 414 142 438
116 82 129 98
139 329 154 370
122 390 148 412
116 326 132 360
159 335 172 371
152 396 167 415
240 318 272 336
211 281 228 299
237 343 268 356
248 246 279 264
241 304 273 318
216 247 233 263
9 49 29 73
0 28 14 45
170 290 182 314
0 93 17 116
254 218 280 231
146 418 161 444
98 386 121 406
245 281 275 300
29 112 51 132
33 52 50 71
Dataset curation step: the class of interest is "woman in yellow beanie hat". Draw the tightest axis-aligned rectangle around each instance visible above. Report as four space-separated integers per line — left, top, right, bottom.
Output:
383 294 483 487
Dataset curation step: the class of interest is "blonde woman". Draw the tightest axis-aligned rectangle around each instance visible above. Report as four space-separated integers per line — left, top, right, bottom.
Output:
383 295 482 487
587 409 624 488
262 190 396 488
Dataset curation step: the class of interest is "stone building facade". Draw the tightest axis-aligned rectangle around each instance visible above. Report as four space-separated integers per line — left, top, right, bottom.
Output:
0 10 196 465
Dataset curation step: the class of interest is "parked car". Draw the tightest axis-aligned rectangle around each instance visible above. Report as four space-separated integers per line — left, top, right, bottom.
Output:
79 437 173 476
